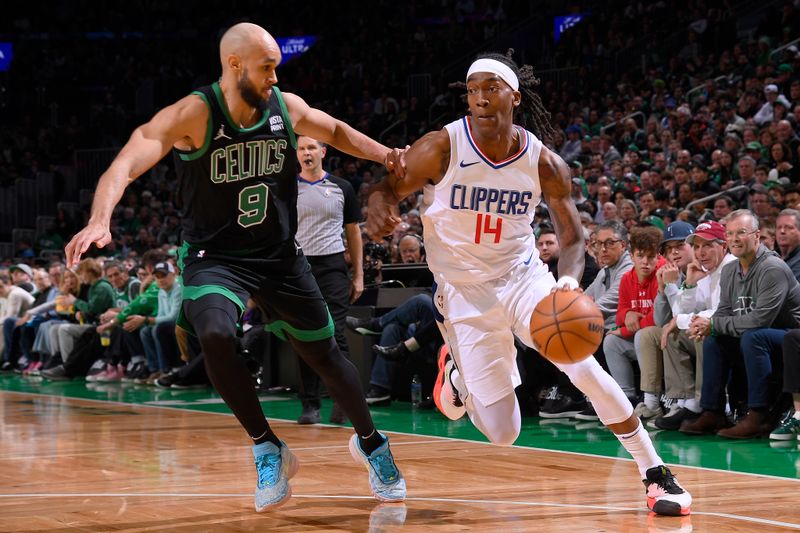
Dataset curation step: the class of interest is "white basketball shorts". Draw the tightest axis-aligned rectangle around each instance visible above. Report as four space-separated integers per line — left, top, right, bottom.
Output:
433 261 555 406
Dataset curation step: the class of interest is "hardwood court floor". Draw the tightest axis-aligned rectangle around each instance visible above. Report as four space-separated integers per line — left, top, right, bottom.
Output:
0 385 798 531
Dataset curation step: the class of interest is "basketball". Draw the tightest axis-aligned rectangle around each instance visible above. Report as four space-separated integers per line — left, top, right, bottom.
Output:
530 290 604 364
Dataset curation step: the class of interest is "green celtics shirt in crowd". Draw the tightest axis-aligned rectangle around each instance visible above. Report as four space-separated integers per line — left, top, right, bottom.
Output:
115 277 141 309
173 82 298 252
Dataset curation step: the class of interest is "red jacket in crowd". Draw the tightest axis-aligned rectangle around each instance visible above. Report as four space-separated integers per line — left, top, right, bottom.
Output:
615 256 668 339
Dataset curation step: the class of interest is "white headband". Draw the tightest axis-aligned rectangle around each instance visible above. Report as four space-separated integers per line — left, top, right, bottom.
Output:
466 58 519 91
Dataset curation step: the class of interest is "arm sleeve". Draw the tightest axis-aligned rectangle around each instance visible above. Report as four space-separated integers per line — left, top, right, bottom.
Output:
117 283 160 325
653 292 673 327
616 274 635 338
591 268 627 318
156 283 183 323
27 301 57 317
712 265 790 336
7 291 33 317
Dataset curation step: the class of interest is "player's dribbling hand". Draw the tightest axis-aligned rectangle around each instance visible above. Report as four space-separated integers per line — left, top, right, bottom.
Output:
551 275 581 293
65 223 112 268
384 145 410 178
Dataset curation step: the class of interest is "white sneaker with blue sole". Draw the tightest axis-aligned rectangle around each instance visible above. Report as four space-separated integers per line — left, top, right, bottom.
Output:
253 440 299 512
349 433 406 502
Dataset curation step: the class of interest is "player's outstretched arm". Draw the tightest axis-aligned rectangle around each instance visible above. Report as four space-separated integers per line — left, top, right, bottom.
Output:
65 96 208 266
539 147 585 287
281 91 405 175
365 129 450 238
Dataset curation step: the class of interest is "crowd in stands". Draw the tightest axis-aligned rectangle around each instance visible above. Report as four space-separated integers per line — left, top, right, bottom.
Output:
2 1 800 443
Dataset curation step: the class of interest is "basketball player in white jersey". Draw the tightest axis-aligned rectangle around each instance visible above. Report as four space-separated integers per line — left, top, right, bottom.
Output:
367 51 692 517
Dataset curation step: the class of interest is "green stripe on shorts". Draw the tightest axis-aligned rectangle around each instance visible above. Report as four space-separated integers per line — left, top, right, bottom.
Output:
264 310 334 342
178 284 247 336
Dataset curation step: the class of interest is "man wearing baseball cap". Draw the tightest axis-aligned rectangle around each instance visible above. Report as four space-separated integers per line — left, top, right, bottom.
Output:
140 261 182 385
681 210 800 438
755 84 791 126
9 264 35 294
649 221 736 430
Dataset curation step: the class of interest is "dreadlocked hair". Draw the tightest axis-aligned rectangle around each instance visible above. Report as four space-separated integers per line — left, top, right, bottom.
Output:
449 48 556 144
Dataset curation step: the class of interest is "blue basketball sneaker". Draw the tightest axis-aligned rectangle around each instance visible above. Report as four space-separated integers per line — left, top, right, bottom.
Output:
349 433 406 502
252 440 299 512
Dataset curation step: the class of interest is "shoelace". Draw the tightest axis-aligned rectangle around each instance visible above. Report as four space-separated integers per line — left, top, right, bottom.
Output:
369 451 398 483
255 453 281 487
651 467 683 494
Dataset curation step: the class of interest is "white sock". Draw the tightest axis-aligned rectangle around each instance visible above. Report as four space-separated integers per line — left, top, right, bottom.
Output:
793 411 800 421
644 392 659 410
684 398 701 413
404 337 420 352
616 419 663 478
676 399 685 408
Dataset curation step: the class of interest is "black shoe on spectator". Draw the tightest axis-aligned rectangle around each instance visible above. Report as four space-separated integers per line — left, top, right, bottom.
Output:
41 365 72 381
653 407 701 431
539 386 560 414
85 359 110 382
372 342 409 361
297 404 321 425
365 385 391 406
41 353 63 371
121 361 146 383
132 365 153 385
346 316 382 335
155 372 181 389
0 361 14 373
574 402 600 421
540 392 587 419
329 402 348 424
13 356 30 373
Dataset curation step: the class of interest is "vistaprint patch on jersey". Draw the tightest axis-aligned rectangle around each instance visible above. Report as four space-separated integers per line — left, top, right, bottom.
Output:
269 115 284 133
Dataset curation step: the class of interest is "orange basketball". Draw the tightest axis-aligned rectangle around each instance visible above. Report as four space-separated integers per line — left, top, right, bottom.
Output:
530 290 604 364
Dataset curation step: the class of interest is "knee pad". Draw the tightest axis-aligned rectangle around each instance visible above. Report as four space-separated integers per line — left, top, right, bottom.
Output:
466 393 521 446
557 357 633 425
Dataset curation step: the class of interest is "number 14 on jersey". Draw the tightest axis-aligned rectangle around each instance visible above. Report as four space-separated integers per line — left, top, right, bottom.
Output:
474 213 503 244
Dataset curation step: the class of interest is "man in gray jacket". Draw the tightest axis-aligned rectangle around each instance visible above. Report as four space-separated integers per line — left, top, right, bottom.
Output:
585 220 635 330
540 220 634 420
680 210 800 438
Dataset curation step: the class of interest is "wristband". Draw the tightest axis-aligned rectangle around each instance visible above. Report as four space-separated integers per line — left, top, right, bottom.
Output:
555 276 579 290
680 282 697 290
709 319 715 337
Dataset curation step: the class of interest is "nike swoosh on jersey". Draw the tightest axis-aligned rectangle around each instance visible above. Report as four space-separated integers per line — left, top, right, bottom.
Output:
459 160 480 168
523 251 535 265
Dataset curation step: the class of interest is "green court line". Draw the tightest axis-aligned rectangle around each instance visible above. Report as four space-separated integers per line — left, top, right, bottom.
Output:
1 376 797 480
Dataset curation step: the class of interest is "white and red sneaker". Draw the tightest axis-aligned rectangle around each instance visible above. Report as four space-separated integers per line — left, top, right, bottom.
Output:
432 345 466 421
644 465 692 516
96 363 125 382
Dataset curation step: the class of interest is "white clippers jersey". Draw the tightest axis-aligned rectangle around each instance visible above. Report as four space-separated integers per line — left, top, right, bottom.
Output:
420 117 547 284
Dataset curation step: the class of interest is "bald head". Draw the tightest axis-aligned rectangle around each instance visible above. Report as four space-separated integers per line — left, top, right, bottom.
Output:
218 23 281 109
219 23 280 71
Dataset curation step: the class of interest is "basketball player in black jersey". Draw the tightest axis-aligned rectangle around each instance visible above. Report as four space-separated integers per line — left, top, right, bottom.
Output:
65 22 405 512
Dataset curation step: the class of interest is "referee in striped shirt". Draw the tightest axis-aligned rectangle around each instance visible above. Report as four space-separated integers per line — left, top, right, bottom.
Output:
295 135 364 424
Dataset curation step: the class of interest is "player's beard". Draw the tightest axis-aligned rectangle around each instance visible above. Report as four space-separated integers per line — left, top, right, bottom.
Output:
238 68 267 109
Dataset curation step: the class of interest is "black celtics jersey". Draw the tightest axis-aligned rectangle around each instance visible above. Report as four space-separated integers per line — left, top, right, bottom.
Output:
174 82 298 252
